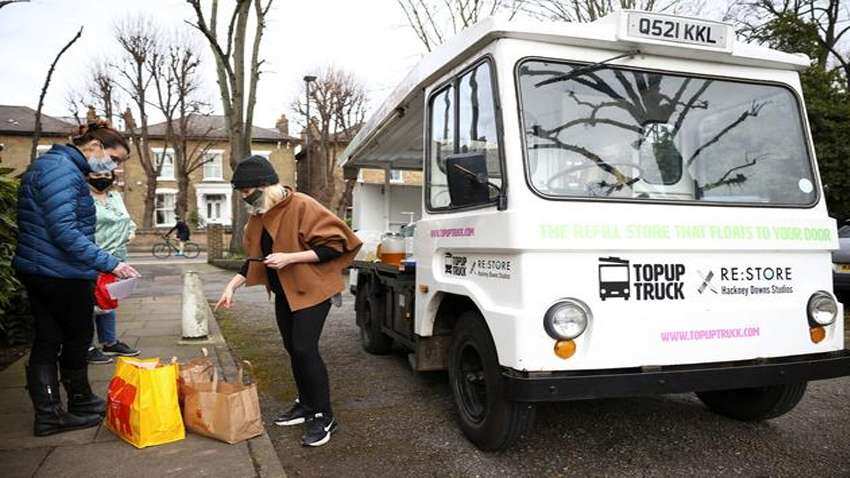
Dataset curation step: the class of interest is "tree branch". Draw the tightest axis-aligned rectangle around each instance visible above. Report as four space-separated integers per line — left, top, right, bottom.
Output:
31 26 83 163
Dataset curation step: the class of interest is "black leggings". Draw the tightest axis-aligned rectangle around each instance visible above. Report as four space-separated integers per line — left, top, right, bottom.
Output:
275 294 332 415
21 274 94 370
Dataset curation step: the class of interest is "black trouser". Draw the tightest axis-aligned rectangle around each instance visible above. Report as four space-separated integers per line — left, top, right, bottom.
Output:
274 293 332 415
21 274 95 370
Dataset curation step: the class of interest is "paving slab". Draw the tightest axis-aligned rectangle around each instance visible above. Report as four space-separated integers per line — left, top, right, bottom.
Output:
0 412 99 450
35 433 257 478
0 447 51 478
121 324 183 337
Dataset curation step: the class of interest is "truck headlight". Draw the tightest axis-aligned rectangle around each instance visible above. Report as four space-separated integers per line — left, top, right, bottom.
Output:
544 299 590 340
807 291 837 326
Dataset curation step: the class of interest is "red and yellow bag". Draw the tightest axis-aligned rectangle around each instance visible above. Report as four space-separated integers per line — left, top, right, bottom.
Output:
106 357 185 448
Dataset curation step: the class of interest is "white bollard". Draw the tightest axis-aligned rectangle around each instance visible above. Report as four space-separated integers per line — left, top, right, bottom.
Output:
181 271 211 340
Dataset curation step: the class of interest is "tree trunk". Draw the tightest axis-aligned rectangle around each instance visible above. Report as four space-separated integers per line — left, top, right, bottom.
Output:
228 140 246 253
335 178 355 219
176 174 190 222
144 179 157 230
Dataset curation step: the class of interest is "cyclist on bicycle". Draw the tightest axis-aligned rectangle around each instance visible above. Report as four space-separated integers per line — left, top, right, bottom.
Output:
165 217 191 256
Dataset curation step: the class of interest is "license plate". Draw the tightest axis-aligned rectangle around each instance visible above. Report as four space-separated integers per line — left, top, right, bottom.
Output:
626 12 730 50
838 264 850 273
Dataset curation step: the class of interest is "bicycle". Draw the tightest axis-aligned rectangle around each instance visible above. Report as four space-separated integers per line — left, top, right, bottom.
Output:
151 235 201 259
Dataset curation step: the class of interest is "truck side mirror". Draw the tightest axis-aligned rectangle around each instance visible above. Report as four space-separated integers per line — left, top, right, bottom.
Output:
446 152 492 208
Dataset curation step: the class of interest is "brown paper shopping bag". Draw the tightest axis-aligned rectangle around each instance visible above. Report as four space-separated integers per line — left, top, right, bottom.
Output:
177 348 215 406
182 360 264 444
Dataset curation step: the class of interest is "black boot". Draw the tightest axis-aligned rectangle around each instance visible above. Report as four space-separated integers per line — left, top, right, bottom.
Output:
26 364 102 437
61 367 107 417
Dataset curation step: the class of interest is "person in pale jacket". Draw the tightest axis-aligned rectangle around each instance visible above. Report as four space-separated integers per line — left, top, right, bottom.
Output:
86 160 141 364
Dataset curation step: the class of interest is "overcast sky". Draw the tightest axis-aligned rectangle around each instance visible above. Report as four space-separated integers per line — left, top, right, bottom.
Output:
0 0 425 131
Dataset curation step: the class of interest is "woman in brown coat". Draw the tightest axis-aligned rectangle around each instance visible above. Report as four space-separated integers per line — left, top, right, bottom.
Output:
216 155 361 447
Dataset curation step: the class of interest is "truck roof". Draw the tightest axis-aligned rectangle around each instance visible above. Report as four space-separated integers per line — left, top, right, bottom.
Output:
340 11 810 172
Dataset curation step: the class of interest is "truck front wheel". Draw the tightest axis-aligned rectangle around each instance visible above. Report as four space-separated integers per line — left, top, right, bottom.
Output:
448 311 535 451
696 382 807 421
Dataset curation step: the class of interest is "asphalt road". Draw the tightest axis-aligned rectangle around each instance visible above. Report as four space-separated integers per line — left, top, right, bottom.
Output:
132 261 850 478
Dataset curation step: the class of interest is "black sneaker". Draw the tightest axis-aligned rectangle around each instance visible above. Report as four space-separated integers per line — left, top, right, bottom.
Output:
302 413 337 447
102 341 140 357
87 347 113 365
274 398 309 426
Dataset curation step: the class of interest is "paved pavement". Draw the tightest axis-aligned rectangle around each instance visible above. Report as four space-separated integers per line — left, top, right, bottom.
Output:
0 261 285 478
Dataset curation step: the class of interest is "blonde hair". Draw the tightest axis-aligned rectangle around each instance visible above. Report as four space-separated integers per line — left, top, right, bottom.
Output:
246 183 288 216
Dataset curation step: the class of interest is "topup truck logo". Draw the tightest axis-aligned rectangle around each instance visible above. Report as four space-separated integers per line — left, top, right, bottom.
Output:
598 257 686 301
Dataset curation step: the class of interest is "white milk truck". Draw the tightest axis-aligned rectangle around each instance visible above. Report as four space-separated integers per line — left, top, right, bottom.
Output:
339 11 850 451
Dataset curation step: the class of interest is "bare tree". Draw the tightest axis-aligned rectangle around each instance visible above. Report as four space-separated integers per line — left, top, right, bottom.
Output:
185 0 273 252
292 66 368 214
727 0 850 89
149 36 216 221
397 0 705 51
522 0 702 22
114 15 162 229
66 59 123 126
31 26 83 163
397 0 523 51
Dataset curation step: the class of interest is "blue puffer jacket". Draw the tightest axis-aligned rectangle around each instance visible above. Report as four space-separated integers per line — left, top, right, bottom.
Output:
13 144 119 280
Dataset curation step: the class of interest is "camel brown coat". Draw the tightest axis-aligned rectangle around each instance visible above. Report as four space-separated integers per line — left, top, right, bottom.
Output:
243 188 362 311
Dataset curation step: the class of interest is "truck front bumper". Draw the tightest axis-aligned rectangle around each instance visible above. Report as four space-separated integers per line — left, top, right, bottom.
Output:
503 351 850 402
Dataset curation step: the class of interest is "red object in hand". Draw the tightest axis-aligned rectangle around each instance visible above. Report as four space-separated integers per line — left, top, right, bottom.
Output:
94 273 119 310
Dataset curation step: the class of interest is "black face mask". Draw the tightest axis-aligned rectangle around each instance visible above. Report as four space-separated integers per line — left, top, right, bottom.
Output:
242 189 263 206
88 176 114 192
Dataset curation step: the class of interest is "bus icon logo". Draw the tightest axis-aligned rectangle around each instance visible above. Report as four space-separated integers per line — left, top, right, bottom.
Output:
599 257 630 301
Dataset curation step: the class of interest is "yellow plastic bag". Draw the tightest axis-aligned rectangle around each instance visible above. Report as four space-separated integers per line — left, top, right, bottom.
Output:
106 357 185 448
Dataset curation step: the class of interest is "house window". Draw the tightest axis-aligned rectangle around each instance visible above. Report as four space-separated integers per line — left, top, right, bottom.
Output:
155 192 176 226
154 149 175 180
389 169 403 183
203 151 224 180
204 194 226 224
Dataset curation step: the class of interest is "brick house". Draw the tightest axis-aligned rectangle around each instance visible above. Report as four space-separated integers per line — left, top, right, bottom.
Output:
0 105 75 169
124 114 299 234
1 105 299 250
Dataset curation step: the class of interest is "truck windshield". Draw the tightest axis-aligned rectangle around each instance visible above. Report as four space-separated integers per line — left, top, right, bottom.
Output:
517 59 817 206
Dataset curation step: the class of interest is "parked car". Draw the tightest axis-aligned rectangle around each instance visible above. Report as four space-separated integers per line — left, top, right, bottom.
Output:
833 224 850 300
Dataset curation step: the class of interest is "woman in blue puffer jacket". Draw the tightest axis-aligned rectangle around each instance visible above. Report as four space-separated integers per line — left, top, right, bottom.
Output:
13 120 140 437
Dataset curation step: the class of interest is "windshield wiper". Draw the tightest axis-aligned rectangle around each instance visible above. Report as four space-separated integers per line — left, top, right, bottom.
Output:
451 163 502 194
535 50 641 87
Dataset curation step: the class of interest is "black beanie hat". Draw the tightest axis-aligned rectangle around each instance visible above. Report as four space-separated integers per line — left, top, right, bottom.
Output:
231 155 279 189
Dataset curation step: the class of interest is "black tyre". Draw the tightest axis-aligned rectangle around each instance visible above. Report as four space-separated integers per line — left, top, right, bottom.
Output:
183 242 201 258
448 311 535 451
696 382 807 421
152 243 170 259
355 281 393 355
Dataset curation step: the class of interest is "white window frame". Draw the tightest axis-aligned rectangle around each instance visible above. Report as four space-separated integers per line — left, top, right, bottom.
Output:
153 148 175 181
251 150 272 160
203 193 227 225
194 183 233 226
202 149 225 181
389 169 403 183
154 188 177 227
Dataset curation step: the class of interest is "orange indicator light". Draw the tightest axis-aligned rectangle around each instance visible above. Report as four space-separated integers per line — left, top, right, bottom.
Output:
810 326 826 344
554 340 576 359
